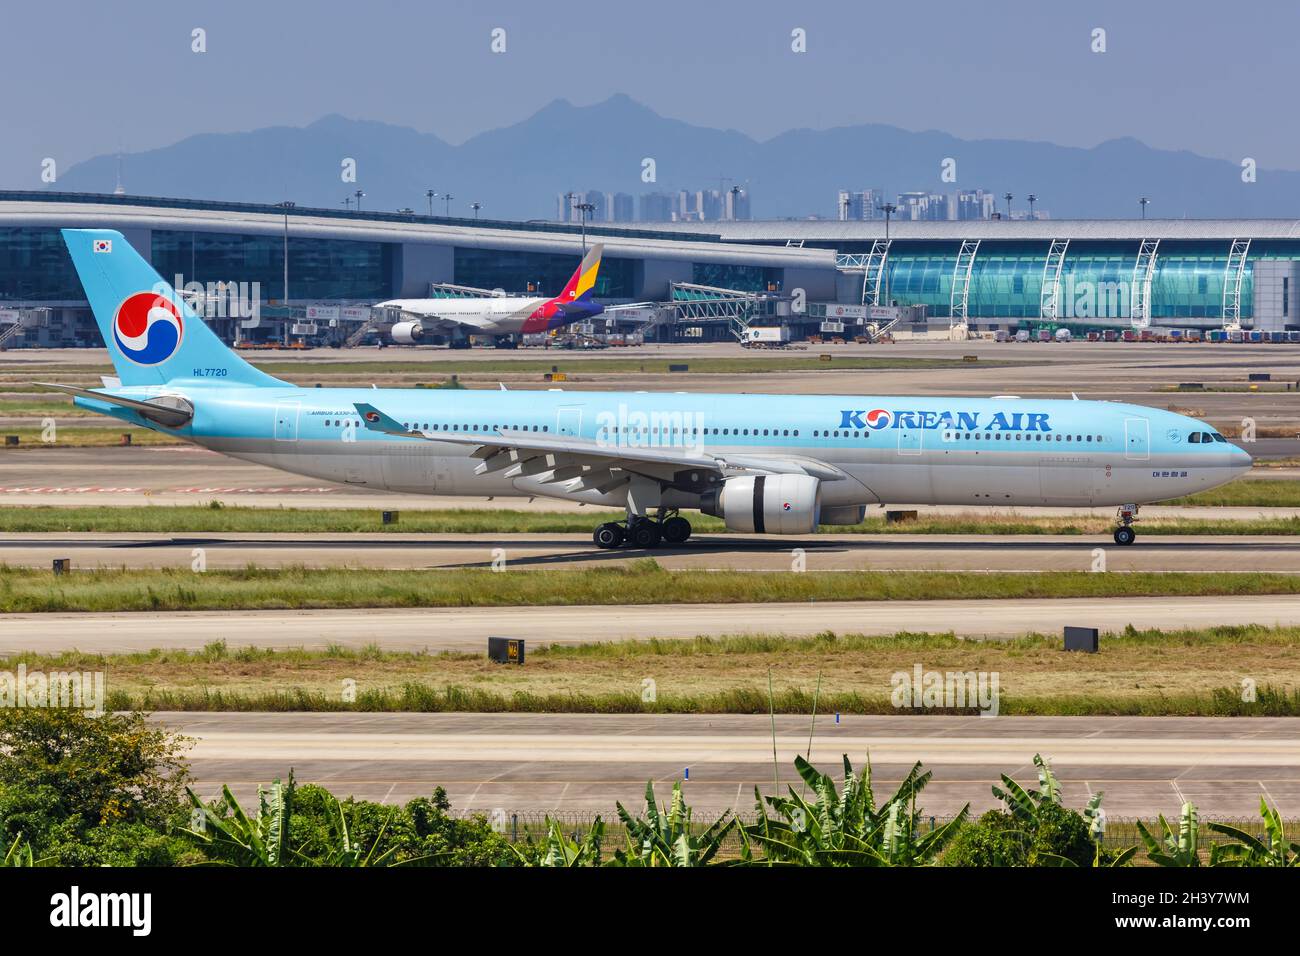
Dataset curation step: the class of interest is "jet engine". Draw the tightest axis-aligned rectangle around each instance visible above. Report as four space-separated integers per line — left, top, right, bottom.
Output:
390 321 425 344
701 473 821 534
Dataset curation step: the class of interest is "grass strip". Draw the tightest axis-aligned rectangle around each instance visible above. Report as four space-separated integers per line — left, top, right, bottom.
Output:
4 503 1300 535
4 562 1300 612
9 624 1297 716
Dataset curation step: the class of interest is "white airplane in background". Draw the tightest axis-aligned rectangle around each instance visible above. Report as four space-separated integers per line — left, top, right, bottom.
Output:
376 243 603 346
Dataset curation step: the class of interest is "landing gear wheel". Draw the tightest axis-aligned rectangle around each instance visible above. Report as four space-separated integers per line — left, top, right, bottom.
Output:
593 523 625 549
629 521 662 549
1113 526 1136 546
661 516 692 544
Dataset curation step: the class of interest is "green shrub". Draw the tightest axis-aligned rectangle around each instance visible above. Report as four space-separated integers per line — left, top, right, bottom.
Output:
941 811 1030 867
1028 802 1095 867
0 709 190 831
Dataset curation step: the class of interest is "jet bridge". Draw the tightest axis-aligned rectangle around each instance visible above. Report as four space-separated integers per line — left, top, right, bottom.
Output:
667 282 783 341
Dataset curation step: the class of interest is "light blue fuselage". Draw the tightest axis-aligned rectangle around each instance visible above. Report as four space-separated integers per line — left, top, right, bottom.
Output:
75 385 1251 510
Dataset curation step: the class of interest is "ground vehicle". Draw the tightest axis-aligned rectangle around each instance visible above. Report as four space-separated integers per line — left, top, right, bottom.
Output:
743 326 791 347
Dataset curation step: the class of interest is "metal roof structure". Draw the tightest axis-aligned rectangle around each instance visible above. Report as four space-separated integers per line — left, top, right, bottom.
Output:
642 218 1300 243
0 191 835 269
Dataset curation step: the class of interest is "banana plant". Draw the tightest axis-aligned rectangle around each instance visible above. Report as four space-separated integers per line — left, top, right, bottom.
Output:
183 775 294 866
1207 798 1300 867
1136 802 1202 867
514 818 606 867
1 833 46 867
742 754 968 866
991 753 1062 825
611 781 734 867
303 795 402 867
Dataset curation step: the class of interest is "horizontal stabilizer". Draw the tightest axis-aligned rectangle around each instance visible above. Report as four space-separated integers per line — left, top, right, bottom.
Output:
35 382 194 428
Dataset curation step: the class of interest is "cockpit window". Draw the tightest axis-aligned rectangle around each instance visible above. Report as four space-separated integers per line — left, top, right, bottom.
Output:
1211 432 1227 443
1188 432 1202 443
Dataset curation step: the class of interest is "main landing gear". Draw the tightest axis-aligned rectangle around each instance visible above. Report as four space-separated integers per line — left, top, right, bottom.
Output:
1112 503 1139 546
592 511 693 550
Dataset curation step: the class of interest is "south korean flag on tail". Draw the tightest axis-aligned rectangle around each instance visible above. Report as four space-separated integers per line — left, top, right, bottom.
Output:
92 238 112 254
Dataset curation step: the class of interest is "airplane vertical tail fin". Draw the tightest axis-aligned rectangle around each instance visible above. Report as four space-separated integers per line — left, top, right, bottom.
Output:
553 243 603 303
61 228 284 388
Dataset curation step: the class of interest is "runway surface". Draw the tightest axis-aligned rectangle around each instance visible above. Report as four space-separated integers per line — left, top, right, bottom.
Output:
161 712 1300 817
9 595 1300 653
7 530 1300 572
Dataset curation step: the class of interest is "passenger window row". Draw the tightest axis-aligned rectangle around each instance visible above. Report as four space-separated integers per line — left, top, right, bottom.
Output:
944 431 1105 443
399 423 548 433
597 427 800 438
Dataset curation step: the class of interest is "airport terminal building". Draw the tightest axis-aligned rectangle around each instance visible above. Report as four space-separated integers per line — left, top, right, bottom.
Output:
3 190 1300 346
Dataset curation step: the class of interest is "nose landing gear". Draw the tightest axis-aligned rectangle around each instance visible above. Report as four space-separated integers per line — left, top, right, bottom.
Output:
1112 504 1139 546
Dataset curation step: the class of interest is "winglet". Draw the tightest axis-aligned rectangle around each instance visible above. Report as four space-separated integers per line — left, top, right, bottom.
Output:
353 402 409 436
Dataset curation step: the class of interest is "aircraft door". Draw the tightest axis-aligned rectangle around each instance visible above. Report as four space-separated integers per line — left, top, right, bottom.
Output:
556 406 583 437
274 402 300 442
1124 417 1150 461
896 422 923 456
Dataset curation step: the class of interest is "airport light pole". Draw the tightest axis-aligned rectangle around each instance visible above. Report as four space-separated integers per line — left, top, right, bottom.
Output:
426 189 435 217
274 201 295 345
1027 194 1037 220
876 202 898 307
471 202 482 219
575 201 595 254
353 189 365 212
442 193 454 216
1139 196 1150 220
564 191 576 223
1003 192 1013 219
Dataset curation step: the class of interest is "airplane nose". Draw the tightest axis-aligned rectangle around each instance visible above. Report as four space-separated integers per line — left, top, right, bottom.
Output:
1231 443 1253 476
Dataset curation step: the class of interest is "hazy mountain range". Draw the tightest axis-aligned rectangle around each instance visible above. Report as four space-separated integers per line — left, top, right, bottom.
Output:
49 94 1300 221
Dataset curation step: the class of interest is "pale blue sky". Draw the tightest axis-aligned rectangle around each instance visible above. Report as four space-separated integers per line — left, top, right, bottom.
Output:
2 0 1295 188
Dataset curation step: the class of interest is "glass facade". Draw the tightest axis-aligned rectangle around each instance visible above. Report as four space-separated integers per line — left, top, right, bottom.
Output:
454 247 633 297
0 228 84 300
826 239 1268 321
691 262 781 291
152 230 393 301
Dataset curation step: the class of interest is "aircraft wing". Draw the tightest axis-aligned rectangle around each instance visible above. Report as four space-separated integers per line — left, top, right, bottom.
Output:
389 309 499 334
353 402 847 495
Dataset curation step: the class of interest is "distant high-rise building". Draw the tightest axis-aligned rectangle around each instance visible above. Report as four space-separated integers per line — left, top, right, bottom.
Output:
611 192 634 222
639 191 676 222
726 187 751 221
581 189 610 222
556 191 588 222
956 189 996 221
896 192 929 221
697 189 724 221
895 191 952 222
837 189 882 220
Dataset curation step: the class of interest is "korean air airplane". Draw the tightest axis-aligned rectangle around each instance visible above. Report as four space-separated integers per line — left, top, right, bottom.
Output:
51 229 1250 549
375 243 604 345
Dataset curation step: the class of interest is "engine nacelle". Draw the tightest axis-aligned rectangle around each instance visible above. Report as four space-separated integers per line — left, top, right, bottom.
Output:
701 473 821 534
390 321 425 344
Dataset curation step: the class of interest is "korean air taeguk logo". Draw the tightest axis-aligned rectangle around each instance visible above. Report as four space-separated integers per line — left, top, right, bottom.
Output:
112 292 184 365
864 408 892 429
